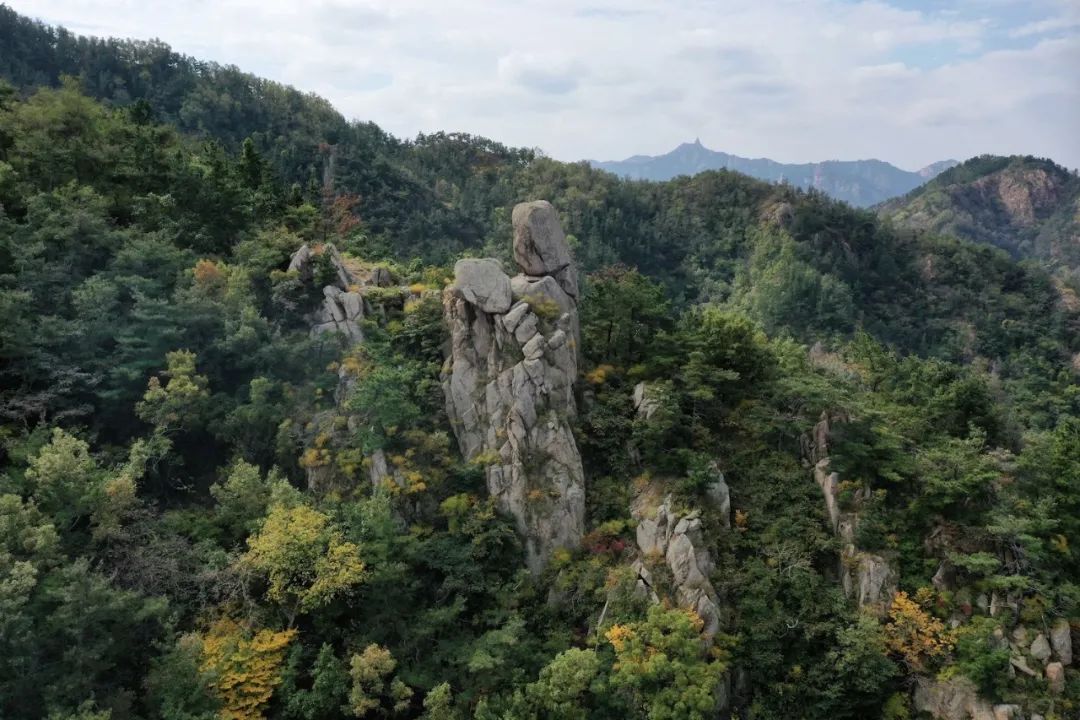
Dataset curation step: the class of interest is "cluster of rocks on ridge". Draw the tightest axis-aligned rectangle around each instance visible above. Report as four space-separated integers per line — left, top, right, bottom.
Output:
441 200 585 573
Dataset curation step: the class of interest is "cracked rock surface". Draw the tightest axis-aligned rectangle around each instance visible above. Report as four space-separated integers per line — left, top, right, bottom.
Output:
442 201 585 573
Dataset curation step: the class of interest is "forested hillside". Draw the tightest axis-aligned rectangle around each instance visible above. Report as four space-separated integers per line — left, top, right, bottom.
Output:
1 7 1079 720
880 155 1080 272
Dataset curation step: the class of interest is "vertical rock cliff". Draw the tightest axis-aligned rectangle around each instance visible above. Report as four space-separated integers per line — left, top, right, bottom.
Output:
442 201 586 573
804 411 897 613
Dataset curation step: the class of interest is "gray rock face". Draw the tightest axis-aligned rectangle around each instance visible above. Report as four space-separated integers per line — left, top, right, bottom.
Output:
632 382 663 421
703 462 732 529
914 677 995 720
1030 633 1052 663
631 486 722 640
289 243 369 343
453 259 512 314
855 554 897 609
442 201 585 573
1051 619 1072 665
512 201 579 299
932 560 957 591
312 285 365 342
287 243 400 491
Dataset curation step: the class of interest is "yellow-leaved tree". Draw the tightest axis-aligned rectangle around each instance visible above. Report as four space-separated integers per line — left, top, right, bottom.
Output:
199 617 296 720
883 590 954 671
242 503 366 623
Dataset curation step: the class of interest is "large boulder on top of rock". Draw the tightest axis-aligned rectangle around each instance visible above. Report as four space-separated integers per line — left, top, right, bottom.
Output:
453 258 512 314
512 200 579 299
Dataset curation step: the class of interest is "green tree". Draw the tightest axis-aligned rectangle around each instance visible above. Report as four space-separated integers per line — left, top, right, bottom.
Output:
605 606 726 720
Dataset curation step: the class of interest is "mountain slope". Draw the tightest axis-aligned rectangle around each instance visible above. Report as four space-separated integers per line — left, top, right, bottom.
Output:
1 8 1079 720
879 154 1080 267
590 138 956 207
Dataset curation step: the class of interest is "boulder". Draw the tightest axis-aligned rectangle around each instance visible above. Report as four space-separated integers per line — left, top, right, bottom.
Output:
1030 633 1052 663
1046 661 1065 694
932 560 956 591
703 462 732 529
372 266 393 287
1050 618 1072 665
1010 655 1038 677
312 286 363 342
288 243 313 276
453 258 512 314
856 554 897 610
512 200 578 298
632 382 663 421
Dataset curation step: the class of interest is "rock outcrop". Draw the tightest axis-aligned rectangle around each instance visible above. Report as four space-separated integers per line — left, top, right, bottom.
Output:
442 201 585 573
631 483 722 640
913 677 997 720
804 411 897 613
632 382 663 421
290 243 367 343
287 243 403 491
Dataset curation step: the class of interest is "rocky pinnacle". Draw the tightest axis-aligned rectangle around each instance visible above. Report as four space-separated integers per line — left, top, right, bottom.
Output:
441 201 585 573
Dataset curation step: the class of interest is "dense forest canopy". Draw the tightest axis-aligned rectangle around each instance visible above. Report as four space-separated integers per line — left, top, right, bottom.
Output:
0 6 1078 720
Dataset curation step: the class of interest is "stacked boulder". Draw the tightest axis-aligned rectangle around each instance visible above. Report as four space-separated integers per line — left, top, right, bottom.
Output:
442 201 585 573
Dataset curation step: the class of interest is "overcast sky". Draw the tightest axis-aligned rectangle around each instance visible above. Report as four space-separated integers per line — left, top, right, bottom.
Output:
12 0 1080 170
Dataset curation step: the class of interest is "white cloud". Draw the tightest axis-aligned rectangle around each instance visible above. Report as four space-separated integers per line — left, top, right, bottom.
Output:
1010 15 1080 38
11 0 1080 168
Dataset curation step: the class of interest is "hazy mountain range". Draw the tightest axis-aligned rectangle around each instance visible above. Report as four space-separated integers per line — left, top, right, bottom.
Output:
590 139 958 207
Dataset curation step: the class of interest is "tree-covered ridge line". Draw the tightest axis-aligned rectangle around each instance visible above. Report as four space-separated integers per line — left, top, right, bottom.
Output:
1 7 1079 720
879 154 1080 273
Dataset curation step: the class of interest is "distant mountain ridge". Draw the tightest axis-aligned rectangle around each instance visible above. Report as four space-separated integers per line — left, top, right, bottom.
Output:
879 155 1080 269
590 139 957 207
